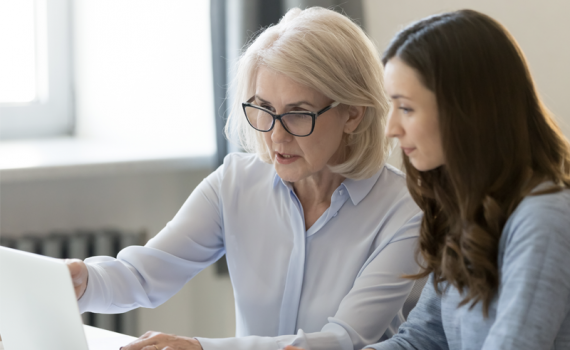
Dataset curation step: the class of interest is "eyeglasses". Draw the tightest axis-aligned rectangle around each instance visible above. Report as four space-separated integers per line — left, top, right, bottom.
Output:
242 97 341 137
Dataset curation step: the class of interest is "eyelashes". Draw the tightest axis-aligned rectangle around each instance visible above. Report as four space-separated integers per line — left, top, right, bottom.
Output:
388 101 413 115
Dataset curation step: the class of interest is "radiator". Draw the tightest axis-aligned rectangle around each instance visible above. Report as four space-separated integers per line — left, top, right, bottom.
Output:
0 228 145 337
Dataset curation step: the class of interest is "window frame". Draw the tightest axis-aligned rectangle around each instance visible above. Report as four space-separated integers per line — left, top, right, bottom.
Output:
0 0 74 140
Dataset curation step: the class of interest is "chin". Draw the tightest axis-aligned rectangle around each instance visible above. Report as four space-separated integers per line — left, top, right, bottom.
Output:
410 159 443 172
277 173 300 183
274 167 299 183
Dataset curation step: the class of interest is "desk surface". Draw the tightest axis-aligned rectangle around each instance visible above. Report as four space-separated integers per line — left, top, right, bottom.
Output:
0 325 137 350
85 325 138 350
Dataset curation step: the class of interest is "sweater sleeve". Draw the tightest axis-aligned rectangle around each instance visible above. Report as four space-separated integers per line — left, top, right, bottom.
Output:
481 193 570 349
365 274 449 350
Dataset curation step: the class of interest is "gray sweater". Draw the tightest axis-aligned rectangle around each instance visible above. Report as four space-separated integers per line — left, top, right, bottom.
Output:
368 187 570 350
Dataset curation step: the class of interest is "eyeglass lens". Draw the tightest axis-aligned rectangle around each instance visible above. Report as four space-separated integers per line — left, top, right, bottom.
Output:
244 106 313 136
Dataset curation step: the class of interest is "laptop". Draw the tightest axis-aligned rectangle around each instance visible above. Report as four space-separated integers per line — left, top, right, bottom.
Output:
0 246 132 350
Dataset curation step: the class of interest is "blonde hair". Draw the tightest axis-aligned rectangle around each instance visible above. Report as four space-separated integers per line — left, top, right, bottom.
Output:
224 7 390 180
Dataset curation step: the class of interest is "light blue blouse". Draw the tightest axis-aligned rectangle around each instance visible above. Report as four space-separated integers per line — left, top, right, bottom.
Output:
367 186 570 350
78 152 422 350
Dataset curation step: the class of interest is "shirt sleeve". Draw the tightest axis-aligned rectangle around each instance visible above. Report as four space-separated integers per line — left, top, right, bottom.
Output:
78 163 226 314
197 213 423 350
480 196 570 349
365 274 449 350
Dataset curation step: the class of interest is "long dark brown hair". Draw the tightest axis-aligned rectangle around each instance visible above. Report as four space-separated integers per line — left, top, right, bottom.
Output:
382 9 570 315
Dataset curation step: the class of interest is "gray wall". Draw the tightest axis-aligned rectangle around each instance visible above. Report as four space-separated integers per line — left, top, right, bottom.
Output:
0 164 236 338
1 0 568 340
363 0 570 167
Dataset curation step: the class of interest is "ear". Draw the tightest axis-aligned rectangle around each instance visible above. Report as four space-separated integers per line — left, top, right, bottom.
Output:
343 105 366 133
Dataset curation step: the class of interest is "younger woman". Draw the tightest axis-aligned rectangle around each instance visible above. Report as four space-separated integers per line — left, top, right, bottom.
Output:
367 9 570 349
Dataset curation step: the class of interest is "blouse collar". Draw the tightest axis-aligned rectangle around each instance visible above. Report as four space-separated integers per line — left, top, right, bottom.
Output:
272 166 385 206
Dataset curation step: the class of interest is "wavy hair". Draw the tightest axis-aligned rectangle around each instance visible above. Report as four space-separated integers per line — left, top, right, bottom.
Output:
224 7 390 179
382 9 570 315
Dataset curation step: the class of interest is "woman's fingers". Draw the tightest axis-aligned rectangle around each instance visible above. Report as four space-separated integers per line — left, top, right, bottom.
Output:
121 336 156 350
122 331 167 350
64 259 88 299
139 331 159 340
120 331 203 350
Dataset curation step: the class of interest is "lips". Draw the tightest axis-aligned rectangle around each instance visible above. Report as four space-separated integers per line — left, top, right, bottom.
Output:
275 152 300 164
401 147 415 155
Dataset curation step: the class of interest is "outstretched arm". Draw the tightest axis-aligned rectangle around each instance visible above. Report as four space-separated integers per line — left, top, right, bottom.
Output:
77 163 227 314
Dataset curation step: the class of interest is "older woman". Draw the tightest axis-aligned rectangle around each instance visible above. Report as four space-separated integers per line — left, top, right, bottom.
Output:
67 7 422 350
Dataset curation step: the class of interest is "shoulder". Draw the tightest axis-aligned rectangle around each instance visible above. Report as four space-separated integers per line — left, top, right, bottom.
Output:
374 163 408 190
206 152 276 195
501 187 570 254
373 163 417 208
383 163 407 179
363 163 422 239
221 151 265 169
506 188 570 233
378 163 410 195
217 152 274 179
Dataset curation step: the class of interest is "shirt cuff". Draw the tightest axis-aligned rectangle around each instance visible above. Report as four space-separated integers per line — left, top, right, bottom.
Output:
77 261 112 313
196 335 280 350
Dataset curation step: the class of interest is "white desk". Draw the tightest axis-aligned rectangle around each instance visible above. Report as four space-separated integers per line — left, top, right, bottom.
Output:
0 325 137 350
85 325 138 349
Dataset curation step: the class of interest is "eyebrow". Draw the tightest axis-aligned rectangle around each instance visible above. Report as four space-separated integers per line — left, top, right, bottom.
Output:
389 94 411 100
255 95 316 108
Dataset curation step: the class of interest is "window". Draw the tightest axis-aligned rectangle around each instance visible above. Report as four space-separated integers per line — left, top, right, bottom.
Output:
1 0 215 162
72 0 215 151
0 0 74 140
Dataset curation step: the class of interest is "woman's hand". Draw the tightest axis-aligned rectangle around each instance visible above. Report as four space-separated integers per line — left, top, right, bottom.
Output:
284 347 376 350
65 259 89 300
120 331 203 350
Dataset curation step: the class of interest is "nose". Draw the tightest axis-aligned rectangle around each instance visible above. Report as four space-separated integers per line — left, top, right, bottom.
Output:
385 107 403 139
271 118 293 144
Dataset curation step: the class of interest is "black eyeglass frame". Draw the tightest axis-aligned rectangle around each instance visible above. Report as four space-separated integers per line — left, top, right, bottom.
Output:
242 97 341 137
